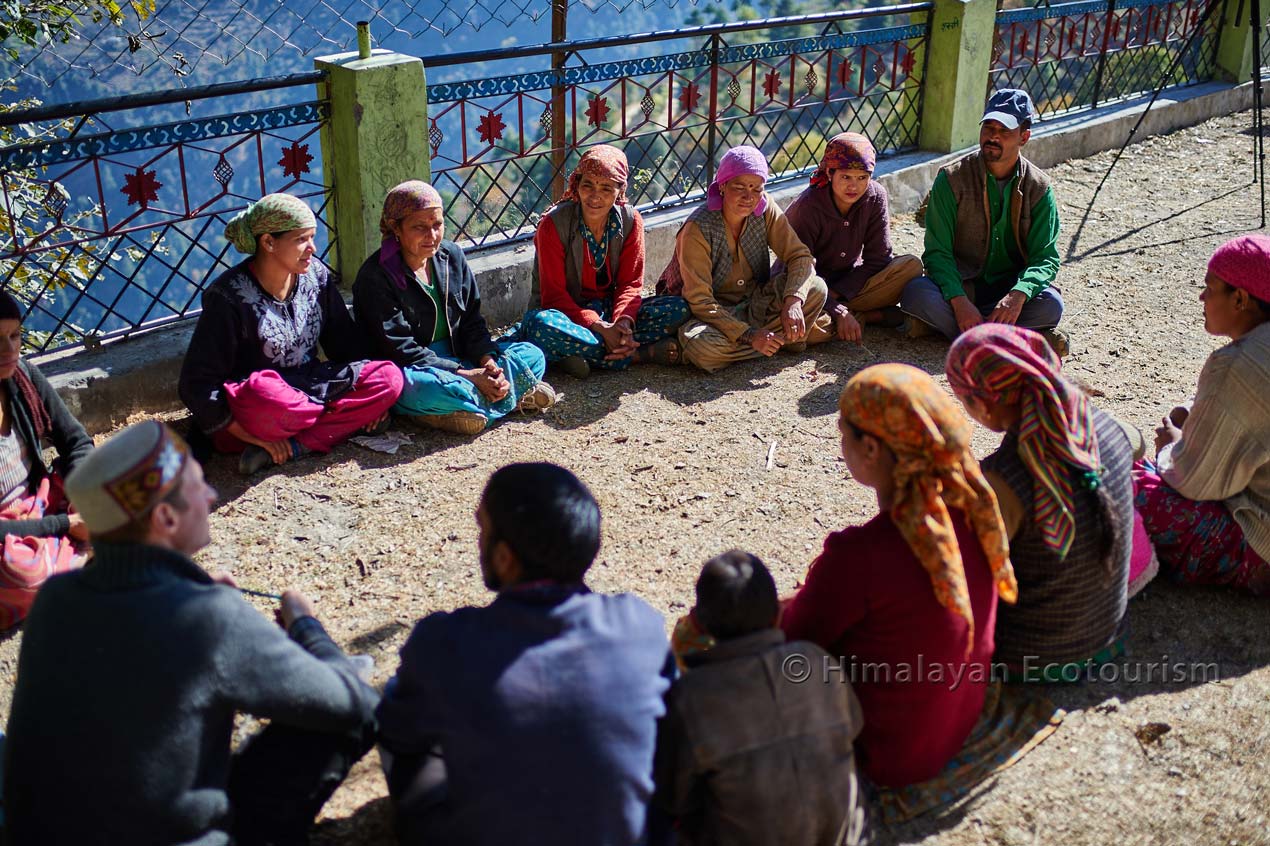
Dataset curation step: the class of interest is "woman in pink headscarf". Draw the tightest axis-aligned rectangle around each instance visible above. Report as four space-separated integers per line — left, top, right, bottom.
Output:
656 145 833 373
784 133 923 342
522 145 690 379
1134 234 1270 595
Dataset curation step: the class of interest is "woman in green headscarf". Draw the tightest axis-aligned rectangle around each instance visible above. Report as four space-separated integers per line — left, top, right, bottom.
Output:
179 193 403 475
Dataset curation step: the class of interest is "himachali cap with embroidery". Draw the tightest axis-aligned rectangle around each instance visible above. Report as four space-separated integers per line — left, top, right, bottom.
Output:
982 89 1038 130
66 421 191 534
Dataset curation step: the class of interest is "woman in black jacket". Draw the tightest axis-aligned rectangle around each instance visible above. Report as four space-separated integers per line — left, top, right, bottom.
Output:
0 290 94 628
353 180 556 435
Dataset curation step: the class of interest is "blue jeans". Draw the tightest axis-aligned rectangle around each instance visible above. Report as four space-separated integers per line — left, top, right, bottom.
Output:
394 340 546 421
899 275 1064 340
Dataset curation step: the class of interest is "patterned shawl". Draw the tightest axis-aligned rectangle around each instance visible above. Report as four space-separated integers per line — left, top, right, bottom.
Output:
223 193 316 254
810 132 877 187
839 363 1016 656
946 323 1102 560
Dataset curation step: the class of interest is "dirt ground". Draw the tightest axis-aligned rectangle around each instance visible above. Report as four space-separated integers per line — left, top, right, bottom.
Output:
2 110 1268 844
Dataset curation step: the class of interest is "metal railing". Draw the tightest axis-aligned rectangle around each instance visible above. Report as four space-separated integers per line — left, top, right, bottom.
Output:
991 0 1221 118
0 74 332 353
421 5 933 249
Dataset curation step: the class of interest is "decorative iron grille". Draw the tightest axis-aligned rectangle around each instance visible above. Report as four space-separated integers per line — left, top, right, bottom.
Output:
0 80 332 353
423 5 933 249
991 0 1220 119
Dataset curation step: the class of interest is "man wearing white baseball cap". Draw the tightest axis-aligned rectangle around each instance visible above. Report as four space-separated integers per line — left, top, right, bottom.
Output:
901 89 1068 355
3 420 376 846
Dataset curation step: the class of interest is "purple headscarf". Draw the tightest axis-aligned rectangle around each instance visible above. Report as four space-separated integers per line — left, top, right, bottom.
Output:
378 180 444 290
706 146 770 217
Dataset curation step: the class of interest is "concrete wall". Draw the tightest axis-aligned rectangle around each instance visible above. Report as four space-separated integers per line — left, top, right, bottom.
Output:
36 80 1255 435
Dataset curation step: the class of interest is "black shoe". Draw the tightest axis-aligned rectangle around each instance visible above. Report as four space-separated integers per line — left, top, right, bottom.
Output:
238 445 273 476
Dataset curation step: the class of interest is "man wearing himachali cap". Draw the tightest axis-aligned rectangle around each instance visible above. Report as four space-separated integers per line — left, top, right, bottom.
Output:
901 90 1067 353
3 421 377 845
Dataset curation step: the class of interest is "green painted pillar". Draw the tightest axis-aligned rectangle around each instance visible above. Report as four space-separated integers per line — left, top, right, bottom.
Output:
1214 2 1254 83
315 49 430 286
918 0 997 153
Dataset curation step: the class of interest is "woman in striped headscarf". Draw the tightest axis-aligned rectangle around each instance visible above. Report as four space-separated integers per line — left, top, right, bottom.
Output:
946 323 1139 681
781 363 1017 788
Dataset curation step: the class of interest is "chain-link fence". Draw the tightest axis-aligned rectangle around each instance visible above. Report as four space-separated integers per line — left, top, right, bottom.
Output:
4 0 714 90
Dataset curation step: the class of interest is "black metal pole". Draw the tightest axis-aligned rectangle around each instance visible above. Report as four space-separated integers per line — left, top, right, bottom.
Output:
1250 0 1266 227
1066 0 1227 257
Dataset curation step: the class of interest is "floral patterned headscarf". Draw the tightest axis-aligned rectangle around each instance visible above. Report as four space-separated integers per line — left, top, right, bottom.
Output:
223 193 316 254
810 132 876 188
946 323 1101 560
561 145 629 205
839 363 1017 656
378 180 445 290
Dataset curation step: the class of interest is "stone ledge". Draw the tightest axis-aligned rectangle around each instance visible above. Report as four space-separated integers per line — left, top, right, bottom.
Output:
34 80 1253 435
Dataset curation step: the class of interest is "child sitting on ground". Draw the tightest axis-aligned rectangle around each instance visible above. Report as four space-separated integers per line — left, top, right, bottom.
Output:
653 550 868 846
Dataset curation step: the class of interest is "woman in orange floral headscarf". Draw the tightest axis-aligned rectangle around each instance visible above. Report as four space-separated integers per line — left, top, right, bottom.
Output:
781 362 1017 789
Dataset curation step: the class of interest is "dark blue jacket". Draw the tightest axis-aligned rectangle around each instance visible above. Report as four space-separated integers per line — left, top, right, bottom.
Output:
376 583 674 846
352 241 499 372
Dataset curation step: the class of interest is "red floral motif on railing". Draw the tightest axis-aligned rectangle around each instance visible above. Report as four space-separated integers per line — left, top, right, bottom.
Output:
762 69 782 99
679 82 701 113
477 111 507 145
585 95 610 128
278 142 313 179
121 168 162 208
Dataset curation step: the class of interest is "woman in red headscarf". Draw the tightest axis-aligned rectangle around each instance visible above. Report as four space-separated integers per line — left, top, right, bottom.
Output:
522 145 690 379
1134 234 1270 595
784 133 923 342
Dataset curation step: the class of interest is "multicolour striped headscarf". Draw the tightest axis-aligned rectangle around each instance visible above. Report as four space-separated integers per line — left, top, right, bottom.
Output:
223 193 316 254
561 145 629 205
378 180 445 290
810 132 877 187
945 323 1101 560
839 363 1016 657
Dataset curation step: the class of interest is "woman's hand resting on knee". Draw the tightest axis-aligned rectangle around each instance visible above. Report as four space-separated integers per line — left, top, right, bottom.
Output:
461 358 510 402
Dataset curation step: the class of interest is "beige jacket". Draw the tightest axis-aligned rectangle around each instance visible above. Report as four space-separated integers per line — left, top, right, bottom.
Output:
1159 320 1270 560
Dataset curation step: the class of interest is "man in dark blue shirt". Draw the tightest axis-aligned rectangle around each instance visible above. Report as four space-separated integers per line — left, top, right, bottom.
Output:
377 462 674 846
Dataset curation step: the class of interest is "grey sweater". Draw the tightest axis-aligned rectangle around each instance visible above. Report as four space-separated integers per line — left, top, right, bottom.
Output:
3 542 378 846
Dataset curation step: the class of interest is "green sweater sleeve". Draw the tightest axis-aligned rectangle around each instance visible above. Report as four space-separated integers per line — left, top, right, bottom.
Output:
1013 186 1060 299
921 171 965 300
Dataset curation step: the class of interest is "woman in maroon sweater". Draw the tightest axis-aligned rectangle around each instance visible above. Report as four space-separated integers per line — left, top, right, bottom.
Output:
781 363 1017 788
784 133 922 341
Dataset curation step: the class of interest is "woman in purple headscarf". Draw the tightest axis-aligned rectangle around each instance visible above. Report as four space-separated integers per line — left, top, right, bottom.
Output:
352 180 556 436
656 145 833 373
1133 234 1270 595
784 133 923 342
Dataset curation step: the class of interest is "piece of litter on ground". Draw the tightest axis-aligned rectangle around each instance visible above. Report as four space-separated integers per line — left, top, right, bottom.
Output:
766 440 778 470
445 462 479 472
350 431 413 454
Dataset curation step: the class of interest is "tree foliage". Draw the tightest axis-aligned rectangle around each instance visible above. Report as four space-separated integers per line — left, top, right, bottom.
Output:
0 0 155 63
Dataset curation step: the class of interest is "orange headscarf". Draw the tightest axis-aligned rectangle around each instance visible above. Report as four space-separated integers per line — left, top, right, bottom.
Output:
839 363 1017 656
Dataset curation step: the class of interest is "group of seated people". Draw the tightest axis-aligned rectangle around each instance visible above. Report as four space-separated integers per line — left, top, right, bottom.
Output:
0 85 1267 844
